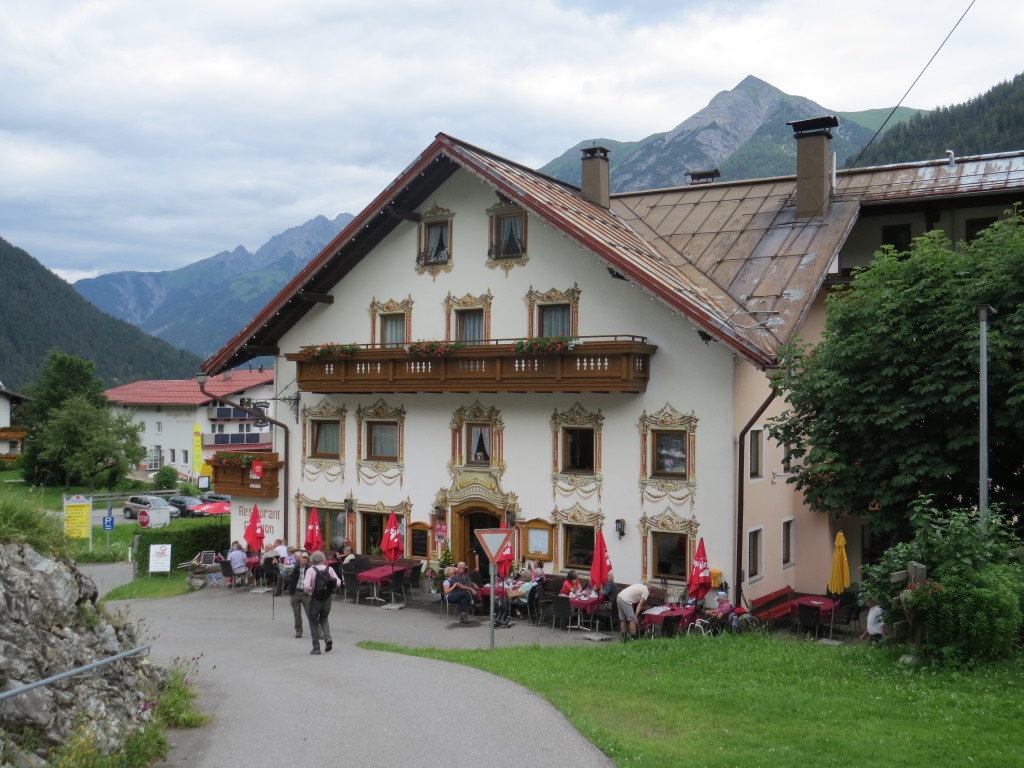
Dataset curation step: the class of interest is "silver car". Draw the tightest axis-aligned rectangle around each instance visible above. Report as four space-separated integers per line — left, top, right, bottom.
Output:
123 495 179 519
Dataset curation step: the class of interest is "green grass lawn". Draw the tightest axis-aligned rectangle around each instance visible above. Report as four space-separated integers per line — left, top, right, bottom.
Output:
366 634 1024 767
103 575 191 601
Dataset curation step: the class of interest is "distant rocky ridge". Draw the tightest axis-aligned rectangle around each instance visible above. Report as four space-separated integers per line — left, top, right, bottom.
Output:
539 76 878 189
0 543 162 764
74 213 352 360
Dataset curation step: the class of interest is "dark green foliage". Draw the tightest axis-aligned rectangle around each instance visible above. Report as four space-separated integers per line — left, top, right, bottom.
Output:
134 517 230 574
19 352 145 488
152 466 180 490
922 565 1022 666
0 237 203 391
851 73 1024 167
860 499 1021 666
768 208 1024 537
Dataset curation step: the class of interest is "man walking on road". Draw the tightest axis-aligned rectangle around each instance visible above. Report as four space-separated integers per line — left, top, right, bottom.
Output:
286 553 311 638
303 551 341 655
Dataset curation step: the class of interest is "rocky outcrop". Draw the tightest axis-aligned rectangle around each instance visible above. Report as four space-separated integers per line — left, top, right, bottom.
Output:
0 543 163 765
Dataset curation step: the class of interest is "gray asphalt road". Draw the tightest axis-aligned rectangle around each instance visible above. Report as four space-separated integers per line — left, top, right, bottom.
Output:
104 583 616 768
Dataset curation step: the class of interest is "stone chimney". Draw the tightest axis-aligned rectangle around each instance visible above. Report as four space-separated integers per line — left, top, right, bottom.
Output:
580 146 610 208
787 116 838 219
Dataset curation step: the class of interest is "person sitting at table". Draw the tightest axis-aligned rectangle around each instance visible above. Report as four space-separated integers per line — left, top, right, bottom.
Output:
617 582 649 641
531 560 546 583
454 562 480 604
560 570 584 597
226 541 249 585
502 568 536 619
706 592 734 633
442 566 475 623
602 571 618 602
340 546 355 567
283 546 297 566
271 538 289 559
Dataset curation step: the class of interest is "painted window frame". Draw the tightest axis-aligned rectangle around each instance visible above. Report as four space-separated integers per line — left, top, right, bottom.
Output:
748 527 763 582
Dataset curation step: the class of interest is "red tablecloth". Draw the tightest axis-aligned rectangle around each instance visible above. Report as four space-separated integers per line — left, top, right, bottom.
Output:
789 595 836 621
641 605 695 631
569 595 603 614
480 582 523 601
357 565 405 586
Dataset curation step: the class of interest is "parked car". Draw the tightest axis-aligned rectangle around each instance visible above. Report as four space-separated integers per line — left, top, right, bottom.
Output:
168 495 205 518
200 492 232 504
123 495 179 519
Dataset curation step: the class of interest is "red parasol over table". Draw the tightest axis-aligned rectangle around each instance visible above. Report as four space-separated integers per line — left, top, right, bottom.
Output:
589 529 612 591
688 537 712 602
244 505 265 554
305 509 323 552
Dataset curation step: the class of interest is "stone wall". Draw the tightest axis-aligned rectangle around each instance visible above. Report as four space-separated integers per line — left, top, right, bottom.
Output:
0 542 164 765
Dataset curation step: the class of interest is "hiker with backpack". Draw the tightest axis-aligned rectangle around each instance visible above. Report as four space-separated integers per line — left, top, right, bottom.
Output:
303 551 341 655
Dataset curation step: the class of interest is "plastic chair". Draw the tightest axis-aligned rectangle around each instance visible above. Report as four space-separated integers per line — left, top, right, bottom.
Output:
551 595 572 632
798 602 823 639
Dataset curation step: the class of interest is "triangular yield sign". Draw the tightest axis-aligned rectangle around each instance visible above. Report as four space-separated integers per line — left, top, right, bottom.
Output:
474 528 514 563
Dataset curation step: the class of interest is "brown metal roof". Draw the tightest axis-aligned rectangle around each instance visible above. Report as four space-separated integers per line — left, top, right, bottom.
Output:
203 140 1024 375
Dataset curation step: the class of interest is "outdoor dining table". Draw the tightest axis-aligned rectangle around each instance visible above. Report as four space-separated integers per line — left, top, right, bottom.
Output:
357 564 405 603
789 595 836 622
479 582 520 601
641 604 695 635
569 593 603 630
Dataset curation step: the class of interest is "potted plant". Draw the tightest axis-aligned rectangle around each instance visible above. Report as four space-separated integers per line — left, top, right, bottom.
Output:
298 342 361 360
406 339 465 357
512 335 579 355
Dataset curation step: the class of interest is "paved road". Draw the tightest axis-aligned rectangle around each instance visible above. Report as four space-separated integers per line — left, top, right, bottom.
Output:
96 575 615 768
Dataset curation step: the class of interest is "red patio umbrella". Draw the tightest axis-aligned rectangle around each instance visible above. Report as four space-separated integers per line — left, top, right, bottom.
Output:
589 529 612 591
496 519 515 579
304 509 323 553
381 510 403 603
688 537 712 602
244 505 265 554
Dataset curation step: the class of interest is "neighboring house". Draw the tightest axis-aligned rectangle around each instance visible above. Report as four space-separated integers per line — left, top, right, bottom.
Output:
105 370 276 482
202 124 1024 603
0 383 28 466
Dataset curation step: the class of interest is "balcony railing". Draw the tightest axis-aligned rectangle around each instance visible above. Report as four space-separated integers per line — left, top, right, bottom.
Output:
206 406 255 420
202 433 271 447
285 336 657 394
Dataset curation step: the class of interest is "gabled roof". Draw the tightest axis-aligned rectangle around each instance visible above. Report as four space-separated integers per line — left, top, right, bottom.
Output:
204 135 1024 374
106 370 274 406
0 385 29 403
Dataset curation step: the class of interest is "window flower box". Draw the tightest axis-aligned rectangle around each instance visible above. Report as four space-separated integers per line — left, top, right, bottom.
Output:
299 343 361 360
406 340 465 358
512 336 579 355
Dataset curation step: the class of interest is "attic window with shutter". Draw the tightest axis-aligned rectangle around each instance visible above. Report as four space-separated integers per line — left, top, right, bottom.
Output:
486 199 528 274
416 203 454 280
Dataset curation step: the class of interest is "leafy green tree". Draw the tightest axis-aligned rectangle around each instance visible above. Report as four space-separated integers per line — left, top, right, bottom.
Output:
152 466 180 490
36 395 145 490
20 351 108 485
767 207 1024 539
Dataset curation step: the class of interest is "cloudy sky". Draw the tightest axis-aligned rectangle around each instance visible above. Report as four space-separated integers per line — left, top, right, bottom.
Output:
2 0 1020 281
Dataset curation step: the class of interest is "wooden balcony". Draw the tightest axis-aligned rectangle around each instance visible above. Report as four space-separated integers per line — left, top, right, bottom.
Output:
285 336 657 394
209 453 282 499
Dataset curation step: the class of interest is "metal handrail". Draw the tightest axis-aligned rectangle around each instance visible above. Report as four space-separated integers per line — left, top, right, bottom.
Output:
0 645 151 702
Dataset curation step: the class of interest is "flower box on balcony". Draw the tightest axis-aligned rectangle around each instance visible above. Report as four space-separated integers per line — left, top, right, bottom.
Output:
298 343 361 360
512 336 579 355
406 340 466 358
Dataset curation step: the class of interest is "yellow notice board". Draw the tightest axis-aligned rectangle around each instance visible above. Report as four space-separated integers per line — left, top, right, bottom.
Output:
64 494 92 540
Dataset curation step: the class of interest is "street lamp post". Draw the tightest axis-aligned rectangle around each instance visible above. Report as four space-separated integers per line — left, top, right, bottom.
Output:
978 305 997 531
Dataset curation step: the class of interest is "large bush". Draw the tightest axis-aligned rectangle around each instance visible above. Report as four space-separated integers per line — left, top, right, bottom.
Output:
152 466 180 490
861 497 1022 666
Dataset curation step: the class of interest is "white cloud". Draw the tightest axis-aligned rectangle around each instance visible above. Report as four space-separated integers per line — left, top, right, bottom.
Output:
0 0 1020 276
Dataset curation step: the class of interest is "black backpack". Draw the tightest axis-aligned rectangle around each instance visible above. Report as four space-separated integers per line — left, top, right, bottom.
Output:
312 566 335 600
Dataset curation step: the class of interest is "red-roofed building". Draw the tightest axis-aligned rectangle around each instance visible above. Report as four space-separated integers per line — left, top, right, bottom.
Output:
106 370 276 480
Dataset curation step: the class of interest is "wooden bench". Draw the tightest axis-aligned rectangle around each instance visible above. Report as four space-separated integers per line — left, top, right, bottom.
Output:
748 586 794 623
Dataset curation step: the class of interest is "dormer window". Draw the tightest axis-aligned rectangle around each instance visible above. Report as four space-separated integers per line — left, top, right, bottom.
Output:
417 203 454 279
487 200 528 274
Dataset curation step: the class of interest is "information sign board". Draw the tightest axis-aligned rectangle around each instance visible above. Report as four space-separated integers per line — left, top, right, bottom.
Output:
149 544 172 574
64 494 92 540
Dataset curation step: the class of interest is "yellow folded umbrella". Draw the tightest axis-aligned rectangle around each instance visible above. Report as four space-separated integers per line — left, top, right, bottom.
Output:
827 531 851 596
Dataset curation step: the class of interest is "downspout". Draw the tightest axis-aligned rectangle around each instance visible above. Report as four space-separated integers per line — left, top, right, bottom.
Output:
196 375 290 543
734 391 776 607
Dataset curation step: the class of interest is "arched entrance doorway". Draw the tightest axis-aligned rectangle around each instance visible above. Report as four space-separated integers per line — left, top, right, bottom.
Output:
452 502 502 571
